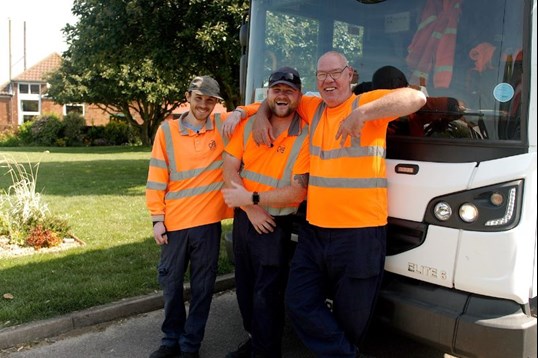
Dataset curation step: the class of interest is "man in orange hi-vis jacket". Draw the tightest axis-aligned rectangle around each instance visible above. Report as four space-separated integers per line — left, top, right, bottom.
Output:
221 67 309 358
146 75 243 358
248 52 426 357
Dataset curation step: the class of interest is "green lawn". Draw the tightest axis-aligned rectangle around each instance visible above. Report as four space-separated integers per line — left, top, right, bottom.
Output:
0 147 233 328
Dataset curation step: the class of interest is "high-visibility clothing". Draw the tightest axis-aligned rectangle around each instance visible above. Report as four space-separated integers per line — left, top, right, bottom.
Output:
296 90 396 228
146 112 233 231
406 0 461 88
225 113 309 216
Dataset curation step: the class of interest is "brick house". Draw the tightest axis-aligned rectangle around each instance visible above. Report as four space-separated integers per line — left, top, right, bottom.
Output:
0 52 226 132
0 53 112 131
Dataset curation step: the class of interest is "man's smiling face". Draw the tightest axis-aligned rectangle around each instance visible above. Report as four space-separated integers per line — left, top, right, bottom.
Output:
316 52 353 108
267 84 301 118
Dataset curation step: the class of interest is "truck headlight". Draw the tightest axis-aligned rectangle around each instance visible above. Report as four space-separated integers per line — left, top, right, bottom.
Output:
425 180 522 231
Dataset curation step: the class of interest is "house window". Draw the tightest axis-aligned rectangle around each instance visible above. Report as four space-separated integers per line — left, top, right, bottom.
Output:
22 100 39 112
18 83 42 125
23 115 39 123
19 83 40 94
20 100 40 123
64 104 85 116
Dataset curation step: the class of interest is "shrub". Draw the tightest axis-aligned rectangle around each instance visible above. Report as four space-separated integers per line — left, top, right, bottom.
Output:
25 225 62 249
40 215 70 239
85 125 107 146
63 112 86 146
0 153 69 246
0 213 8 236
0 128 21 147
104 120 138 145
31 115 64 146
17 121 36 145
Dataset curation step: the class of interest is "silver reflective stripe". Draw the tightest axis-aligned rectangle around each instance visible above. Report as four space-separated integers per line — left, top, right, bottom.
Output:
308 98 387 190
243 116 254 147
146 181 167 190
170 160 223 181
241 169 279 187
165 181 224 200
310 176 387 188
279 117 308 188
266 207 298 216
309 98 385 159
162 121 178 173
159 119 224 200
162 120 223 181
310 145 385 159
214 113 228 146
149 158 168 169
309 102 326 136
309 97 358 139
241 113 307 188
240 113 307 215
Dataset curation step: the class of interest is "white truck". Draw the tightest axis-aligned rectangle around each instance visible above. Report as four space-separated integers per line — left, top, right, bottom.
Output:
237 0 537 357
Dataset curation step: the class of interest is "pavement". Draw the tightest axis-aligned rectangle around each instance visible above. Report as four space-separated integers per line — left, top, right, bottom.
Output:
0 272 455 358
0 273 236 353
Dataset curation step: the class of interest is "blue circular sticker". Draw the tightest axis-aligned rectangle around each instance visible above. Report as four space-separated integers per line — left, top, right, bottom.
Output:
493 83 514 103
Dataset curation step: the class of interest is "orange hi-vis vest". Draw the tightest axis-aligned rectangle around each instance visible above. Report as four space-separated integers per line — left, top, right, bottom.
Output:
406 0 461 88
297 91 396 228
146 112 232 232
225 113 310 216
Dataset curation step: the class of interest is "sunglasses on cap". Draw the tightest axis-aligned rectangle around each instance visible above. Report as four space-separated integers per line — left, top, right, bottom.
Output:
268 71 302 86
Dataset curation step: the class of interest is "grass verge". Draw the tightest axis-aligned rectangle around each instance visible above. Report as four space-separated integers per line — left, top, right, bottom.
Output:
0 147 233 328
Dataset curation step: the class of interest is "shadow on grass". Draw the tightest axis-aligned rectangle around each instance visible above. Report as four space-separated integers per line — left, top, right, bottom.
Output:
0 236 233 328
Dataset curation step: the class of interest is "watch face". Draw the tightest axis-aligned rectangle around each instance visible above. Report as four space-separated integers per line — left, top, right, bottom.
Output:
252 192 260 205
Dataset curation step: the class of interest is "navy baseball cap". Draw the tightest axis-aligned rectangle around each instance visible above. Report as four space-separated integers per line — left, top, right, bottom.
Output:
268 67 302 91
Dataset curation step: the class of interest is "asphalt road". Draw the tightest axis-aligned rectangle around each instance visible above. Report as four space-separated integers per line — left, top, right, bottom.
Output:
2 289 454 358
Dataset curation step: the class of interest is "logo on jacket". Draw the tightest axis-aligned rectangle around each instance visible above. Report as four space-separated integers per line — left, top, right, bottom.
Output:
276 145 286 154
209 140 217 151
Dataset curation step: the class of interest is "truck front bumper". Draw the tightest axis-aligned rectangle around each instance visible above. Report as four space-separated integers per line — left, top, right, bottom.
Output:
376 274 537 358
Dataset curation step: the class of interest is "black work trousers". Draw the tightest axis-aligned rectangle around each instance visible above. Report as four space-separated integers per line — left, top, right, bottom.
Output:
232 208 295 358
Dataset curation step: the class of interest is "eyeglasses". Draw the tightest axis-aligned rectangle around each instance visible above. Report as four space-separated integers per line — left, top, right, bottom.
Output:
316 66 349 81
268 71 302 87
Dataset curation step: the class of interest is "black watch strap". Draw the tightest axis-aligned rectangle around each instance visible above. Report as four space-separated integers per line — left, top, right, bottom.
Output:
252 191 260 205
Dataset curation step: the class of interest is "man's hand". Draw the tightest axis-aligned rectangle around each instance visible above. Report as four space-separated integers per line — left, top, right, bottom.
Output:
252 106 274 146
221 110 242 138
153 222 168 245
243 205 276 234
335 111 365 146
222 180 251 207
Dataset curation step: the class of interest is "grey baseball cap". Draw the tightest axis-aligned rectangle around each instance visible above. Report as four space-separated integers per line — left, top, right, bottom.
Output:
188 75 223 100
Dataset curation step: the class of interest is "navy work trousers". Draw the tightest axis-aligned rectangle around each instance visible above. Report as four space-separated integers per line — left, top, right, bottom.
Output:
158 222 221 353
285 222 386 358
233 208 295 358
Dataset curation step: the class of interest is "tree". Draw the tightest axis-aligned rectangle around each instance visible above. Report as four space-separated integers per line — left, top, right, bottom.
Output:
47 0 249 145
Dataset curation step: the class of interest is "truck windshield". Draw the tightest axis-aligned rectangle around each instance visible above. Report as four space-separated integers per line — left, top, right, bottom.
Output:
245 0 529 161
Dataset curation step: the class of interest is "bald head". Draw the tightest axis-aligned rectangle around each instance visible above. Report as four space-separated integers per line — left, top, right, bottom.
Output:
316 51 354 107
317 51 349 69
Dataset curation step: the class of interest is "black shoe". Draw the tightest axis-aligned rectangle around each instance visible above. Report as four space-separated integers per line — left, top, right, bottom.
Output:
181 352 200 358
226 338 252 358
149 345 181 358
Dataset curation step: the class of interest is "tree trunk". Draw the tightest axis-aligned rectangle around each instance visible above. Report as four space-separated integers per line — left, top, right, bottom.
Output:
140 120 151 146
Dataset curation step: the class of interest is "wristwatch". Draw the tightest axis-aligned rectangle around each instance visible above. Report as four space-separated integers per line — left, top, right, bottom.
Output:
252 191 260 205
